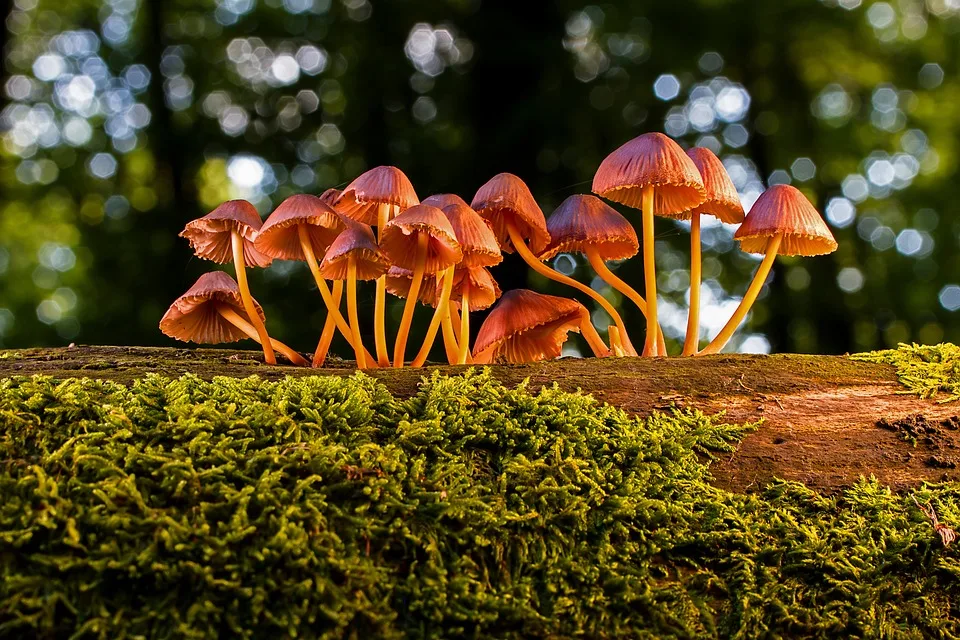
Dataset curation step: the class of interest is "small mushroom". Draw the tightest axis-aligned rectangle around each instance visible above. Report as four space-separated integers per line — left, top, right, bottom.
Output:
180 200 277 364
422 193 470 210
319 222 388 369
336 166 419 367
698 184 838 355
593 133 707 356
472 289 608 364
160 271 307 365
449 266 501 362
471 173 629 356
681 148 745 356
254 194 348 367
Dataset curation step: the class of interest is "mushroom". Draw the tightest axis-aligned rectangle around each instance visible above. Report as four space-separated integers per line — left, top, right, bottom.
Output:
680 148 745 356
180 200 277 364
318 221 388 368
593 133 706 356
335 166 419 367
422 193 470 210
540 194 665 356
160 271 307 365
470 173 627 356
698 184 838 355
441 202 503 364
385 266 454 361
254 194 348 367
380 204 462 367
472 289 608 364
449 266 501 363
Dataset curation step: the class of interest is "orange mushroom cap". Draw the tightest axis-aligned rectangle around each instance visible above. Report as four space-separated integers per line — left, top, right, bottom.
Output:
319 221 389 281
319 188 342 207
593 132 706 216
385 265 442 307
449 266 501 311
470 173 551 255
180 200 272 267
734 184 838 256
442 203 502 268
422 193 470 210
540 194 639 262
684 147 745 224
255 194 345 261
334 166 419 225
473 289 586 364
380 204 463 274
159 271 264 344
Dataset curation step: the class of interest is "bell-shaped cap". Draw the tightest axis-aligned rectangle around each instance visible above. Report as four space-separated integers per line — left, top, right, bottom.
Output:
180 200 272 267
335 166 419 225
422 193 470 210
443 203 502 268
684 147 744 224
319 188 342 207
593 132 706 216
449 266 501 311
255 194 345 261
159 271 264 344
385 265 441 307
540 194 639 262
734 184 838 256
470 173 550 255
473 289 585 364
319 222 389 281
380 204 463 274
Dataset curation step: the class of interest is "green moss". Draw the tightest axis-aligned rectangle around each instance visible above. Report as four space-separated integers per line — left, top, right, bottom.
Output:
0 352 20 360
1 370 959 639
852 342 960 402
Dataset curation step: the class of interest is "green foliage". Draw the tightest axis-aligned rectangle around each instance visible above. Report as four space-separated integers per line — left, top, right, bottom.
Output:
853 342 960 402
1 370 959 638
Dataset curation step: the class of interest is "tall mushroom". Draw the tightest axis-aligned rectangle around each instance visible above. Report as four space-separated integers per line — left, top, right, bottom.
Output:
472 289 608 364
593 133 706 356
448 266 501 363
441 202 503 364
160 271 307 365
180 200 277 364
680 148 745 356
335 166 419 367
318 222 389 369
540 194 665 356
380 204 462 367
698 184 838 355
253 194 348 367
313 187 344 364
470 172 626 356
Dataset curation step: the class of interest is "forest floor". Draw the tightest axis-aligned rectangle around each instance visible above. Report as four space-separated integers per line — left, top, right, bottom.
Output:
3 344 958 494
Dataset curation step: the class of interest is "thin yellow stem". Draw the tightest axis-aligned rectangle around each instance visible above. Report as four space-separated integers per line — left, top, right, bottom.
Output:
641 185 658 358
578 310 610 358
374 203 392 366
312 279 342 367
347 257 368 369
608 325 626 357
231 231 275 365
698 233 782 356
412 267 455 367
394 233 429 367
216 305 308 366
457 284 470 365
585 246 666 356
506 221 617 356
682 213 702 356
449 305 473 363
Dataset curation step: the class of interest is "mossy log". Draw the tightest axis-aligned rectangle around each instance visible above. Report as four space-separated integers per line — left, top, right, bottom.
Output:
2 345 957 493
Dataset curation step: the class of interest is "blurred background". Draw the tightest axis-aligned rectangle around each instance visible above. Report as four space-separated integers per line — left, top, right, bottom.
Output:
0 0 957 358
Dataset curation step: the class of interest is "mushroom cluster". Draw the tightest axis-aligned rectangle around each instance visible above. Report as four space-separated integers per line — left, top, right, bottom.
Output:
162 132 837 367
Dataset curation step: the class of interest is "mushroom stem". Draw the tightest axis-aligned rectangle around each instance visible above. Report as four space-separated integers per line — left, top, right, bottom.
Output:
441 309 460 363
578 310 610 358
231 230 276 365
698 233 782 356
505 221 620 356
412 267 455 368
393 233 429 367
640 185 659 358
682 213 702 357
312 280 343 367
457 284 470 365
607 325 626 357
216 305 308 366
297 225 376 365
373 204 393 367
346 257 368 369
449 306 473 363
585 246 667 356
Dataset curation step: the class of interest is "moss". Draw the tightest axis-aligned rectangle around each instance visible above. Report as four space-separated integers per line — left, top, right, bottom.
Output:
852 342 960 402
2 370 960 638
0 352 20 360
